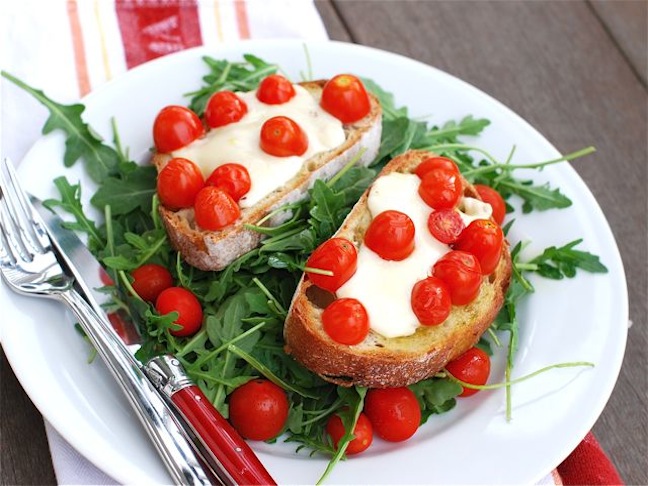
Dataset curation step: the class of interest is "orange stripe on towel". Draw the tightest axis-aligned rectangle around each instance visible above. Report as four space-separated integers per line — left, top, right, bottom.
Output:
234 0 250 39
66 0 91 96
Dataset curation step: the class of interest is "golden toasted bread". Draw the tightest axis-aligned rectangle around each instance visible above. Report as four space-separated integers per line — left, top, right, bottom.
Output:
284 150 512 388
153 80 382 271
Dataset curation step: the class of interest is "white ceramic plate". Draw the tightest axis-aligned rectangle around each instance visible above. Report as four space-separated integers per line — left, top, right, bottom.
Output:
1 40 628 485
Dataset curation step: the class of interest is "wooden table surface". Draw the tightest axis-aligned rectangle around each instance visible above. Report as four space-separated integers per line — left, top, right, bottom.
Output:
2 1 646 484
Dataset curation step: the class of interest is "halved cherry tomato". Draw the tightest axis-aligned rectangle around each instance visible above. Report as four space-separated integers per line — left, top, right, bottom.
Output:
256 74 296 105
364 210 415 261
305 238 357 292
157 157 205 210
259 116 308 157
320 74 371 124
418 167 463 210
427 209 465 244
204 90 248 128
205 163 251 202
410 276 452 326
155 286 203 337
153 105 204 152
228 379 289 441
445 346 491 397
432 250 482 305
364 387 421 442
326 411 373 455
131 263 173 302
193 186 240 231
322 298 369 345
453 219 503 275
474 184 506 225
414 156 460 180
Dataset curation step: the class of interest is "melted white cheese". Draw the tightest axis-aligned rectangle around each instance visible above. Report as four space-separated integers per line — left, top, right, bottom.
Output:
173 85 345 208
336 173 494 339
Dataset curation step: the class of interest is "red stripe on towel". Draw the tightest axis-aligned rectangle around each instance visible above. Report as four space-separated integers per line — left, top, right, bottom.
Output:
66 0 91 96
115 0 203 70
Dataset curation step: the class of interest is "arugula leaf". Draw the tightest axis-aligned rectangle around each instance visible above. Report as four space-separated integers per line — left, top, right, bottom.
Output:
410 378 461 423
527 238 608 278
90 164 157 215
1 71 119 183
187 54 278 115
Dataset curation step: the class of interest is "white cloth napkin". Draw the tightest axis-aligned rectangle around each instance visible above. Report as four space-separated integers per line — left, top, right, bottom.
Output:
1 1 562 484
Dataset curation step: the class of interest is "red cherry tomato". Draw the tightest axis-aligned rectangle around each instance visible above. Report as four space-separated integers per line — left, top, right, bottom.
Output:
157 157 205 210
322 298 370 345
364 387 421 442
305 238 357 292
131 263 174 302
410 276 452 326
205 163 251 202
445 347 491 397
228 379 289 441
204 90 248 128
453 219 504 275
155 287 203 337
99 267 114 286
414 156 460 179
432 251 482 305
320 74 371 124
256 74 296 105
193 186 240 231
326 411 373 455
418 167 463 210
364 210 415 261
427 209 465 244
153 105 204 153
259 116 308 157
474 184 507 225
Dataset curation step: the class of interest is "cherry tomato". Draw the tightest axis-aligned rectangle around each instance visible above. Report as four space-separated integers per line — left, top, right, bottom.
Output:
256 74 296 105
445 346 491 397
204 90 248 128
305 238 357 292
414 156 460 180
157 157 205 210
432 251 482 305
259 116 308 157
99 267 114 286
364 210 415 261
326 411 373 455
474 184 506 225
427 209 465 244
131 263 173 302
320 74 371 124
153 105 204 153
155 287 203 337
418 167 463 210
410 276 452 326
322 298 370 345
205 163 251 202
364 387 421 442
228 379 289 441
193 186 240 231
453 219 504 275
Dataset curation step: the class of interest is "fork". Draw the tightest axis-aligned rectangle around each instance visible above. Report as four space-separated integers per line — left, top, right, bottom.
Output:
0 157 215 485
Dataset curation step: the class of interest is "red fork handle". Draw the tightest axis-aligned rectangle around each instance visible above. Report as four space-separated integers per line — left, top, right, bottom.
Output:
171 385 276 486
145 356 276 485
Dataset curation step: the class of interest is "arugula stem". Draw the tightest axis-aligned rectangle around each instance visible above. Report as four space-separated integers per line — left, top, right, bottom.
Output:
252 277 287 316
326 148 366 188
191 322 266 367
228 344 320 398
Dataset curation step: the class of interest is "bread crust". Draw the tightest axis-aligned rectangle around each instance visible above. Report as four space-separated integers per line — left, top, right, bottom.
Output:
283 150 512 388
153 80 382 271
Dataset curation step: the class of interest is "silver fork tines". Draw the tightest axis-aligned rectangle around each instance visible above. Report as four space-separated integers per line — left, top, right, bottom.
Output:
0 159 70 292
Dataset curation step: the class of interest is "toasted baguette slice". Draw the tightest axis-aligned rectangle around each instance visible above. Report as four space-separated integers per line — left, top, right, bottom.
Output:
284 150 512 388
153 80 382 271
